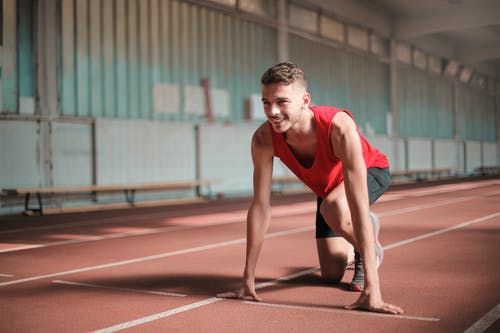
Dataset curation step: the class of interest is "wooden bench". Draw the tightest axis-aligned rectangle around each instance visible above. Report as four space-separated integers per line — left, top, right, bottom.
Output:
475 166 500 176
2 179 221 216
391 168 454 182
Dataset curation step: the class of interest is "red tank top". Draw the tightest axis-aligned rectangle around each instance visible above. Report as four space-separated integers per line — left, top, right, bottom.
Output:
270 105 389 198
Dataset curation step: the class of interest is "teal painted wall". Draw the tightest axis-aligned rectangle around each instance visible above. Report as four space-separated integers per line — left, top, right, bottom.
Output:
58 0 278 121
458 85 496 142
397 66 454 139
289 34 390 135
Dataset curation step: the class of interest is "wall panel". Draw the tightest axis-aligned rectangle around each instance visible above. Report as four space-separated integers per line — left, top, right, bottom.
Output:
76 0 90 117
458 85 496 142
51 122 93 186
482 142 498 166
56 0 277 121
434 139 459 170
0 121 42 188
95 119 196 185
289 34 390 135
465 141 482 175
198 123 259 195
397 66 454 139
407 138 432 170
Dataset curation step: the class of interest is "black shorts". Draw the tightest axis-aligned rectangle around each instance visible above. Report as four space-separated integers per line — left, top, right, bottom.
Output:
315 167 391 238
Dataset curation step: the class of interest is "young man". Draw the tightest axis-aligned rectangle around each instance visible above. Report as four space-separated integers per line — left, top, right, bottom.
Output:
219 62 403 314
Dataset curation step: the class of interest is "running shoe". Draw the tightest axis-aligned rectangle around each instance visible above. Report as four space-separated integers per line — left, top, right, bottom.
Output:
349 212 384 292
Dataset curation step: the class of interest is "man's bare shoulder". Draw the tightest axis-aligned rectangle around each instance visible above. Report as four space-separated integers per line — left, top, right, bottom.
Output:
330 111 358 142
331 111 356 132
253 122 273 147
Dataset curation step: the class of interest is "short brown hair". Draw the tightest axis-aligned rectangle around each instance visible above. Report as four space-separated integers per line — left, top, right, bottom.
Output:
261 62 307 88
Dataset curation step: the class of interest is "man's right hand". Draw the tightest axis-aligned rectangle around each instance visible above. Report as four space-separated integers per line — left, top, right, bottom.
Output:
216 280 262 302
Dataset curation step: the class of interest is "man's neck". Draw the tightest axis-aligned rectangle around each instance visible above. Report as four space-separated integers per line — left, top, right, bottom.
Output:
284 107 315 144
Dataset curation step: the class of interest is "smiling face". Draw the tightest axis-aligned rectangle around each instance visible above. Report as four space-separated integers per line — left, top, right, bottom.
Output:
261 81 311 133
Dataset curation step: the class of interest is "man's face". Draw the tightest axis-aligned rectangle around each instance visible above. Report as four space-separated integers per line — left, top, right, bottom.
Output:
261 81 310 133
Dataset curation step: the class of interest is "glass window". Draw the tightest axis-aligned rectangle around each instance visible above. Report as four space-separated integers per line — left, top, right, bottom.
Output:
239 0 276 18
289 4 318 34
320 16 343 42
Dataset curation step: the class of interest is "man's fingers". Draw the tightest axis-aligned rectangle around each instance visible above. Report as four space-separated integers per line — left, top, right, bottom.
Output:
216 290 262 302
251 293 262 302
344 302 359 311
345 302 404 315
216 291 239 299
382 303 404 314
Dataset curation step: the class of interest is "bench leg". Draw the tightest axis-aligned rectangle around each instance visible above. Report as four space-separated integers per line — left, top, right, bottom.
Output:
25 193 43 215
125 190 136 207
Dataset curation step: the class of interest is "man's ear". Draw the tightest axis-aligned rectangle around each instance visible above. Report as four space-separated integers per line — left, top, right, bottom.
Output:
303 92 311 107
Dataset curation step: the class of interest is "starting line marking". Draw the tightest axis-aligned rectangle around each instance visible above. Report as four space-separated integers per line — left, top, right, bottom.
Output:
242 301 440 322
463 303 500 333
52 280 187 298
90 297 223 333
88 210 500 332
89 267 323 333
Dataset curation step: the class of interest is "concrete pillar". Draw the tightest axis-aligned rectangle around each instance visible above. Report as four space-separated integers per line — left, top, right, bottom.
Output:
277 0 288 62
36 0 59 186
389 40 402 170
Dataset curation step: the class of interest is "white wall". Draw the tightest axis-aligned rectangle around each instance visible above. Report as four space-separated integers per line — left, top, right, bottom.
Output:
52 122 93 186
465 141 482 175
1 118 499 214
407 137 432 170
0 121 43 188
482 142 498 167
434 139 459 170
198 122 259 196
95 118 196 184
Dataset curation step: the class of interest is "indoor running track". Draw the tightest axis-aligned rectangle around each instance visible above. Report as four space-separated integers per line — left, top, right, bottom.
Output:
0 178 499 333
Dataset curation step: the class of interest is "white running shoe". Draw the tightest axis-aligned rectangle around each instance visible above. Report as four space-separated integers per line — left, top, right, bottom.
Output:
370 211 384 268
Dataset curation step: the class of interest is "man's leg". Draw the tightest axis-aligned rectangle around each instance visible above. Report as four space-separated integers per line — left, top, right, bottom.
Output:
316 168 391 290
316 238 353 284
315 196 354 284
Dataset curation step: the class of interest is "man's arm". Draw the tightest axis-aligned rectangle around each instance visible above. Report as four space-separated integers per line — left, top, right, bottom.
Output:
331 111 403 314
218 124 274 301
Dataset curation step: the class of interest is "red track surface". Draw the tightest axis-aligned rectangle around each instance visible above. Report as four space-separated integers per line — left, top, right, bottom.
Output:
1 178 499 332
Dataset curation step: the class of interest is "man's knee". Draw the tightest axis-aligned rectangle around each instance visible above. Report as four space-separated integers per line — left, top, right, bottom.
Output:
316 238 350 284
319 257 346 284
319 198 350 233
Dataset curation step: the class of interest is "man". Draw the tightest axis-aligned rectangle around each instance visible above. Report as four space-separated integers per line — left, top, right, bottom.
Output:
219 62 403 314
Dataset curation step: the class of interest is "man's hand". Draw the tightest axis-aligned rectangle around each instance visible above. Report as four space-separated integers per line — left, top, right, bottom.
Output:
345 291 403 314
217 280 262 302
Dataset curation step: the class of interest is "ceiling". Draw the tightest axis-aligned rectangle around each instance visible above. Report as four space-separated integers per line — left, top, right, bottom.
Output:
308 0 500 77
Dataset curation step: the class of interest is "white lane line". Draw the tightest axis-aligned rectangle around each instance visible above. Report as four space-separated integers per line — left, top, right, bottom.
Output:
52 280 187 298
384 212 500 250
0 203 318 253
89 266 321 333
242 301 440 322
3 208 500 288
0 191 500 253
4 189 498 254
0 273 14 277
90 297 223 333
0 224 189 254
0 226 313 287
0 200 313 235
463 304 500 333
378 195 479 217
87 210 500 332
